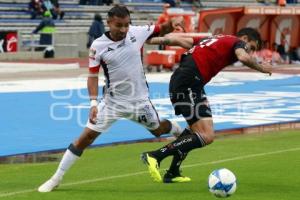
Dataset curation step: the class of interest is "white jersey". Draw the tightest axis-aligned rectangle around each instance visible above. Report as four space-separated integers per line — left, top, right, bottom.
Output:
89 25 158 102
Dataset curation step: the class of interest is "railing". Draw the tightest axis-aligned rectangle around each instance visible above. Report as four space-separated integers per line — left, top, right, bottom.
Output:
19 31 86 58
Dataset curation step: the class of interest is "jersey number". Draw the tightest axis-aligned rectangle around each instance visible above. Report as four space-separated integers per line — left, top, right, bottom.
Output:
199 38 218 48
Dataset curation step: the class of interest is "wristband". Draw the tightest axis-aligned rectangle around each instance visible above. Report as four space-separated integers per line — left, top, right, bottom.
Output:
90 99 98 107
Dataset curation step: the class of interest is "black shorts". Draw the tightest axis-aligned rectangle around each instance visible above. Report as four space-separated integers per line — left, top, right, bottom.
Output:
169 54 212 125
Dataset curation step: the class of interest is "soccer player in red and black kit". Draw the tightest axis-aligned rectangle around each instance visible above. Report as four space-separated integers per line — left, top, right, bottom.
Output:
142 28 272 183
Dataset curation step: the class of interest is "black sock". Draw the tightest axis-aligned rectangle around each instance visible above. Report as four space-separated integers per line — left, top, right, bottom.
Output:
180 128 193 137
166 128 192 174
68 143 83 157
150 133 206 163
168 151 187 175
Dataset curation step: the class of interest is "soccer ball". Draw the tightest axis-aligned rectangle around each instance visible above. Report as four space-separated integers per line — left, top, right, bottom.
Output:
208 168 237 198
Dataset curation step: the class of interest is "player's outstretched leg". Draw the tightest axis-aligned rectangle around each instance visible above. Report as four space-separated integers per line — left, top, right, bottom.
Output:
38 177 62 193
38 144 82 192
38 128 100 192
141 152 162 182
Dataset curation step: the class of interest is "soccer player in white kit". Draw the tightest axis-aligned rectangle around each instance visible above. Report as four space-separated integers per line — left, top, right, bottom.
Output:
38 5 183 192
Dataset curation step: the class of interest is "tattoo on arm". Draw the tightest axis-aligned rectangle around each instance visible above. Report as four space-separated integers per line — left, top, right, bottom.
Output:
244 57 267 74
160 38 171 45
237 49 264 73
249 58 263 70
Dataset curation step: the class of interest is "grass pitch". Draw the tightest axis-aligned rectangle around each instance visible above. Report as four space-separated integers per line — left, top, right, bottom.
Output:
0 130 299 200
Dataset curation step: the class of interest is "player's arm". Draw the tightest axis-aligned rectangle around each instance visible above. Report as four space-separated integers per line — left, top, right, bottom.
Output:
88 46 101 124
158 17 185 36
235 48 272 76
147 35 194 49
88 73 98 101
87 72 99 124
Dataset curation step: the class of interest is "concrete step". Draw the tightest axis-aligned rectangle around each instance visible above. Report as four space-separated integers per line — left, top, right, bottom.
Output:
0 11 153 20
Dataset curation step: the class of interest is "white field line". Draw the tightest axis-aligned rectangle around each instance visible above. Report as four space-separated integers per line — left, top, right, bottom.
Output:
0 147 299 198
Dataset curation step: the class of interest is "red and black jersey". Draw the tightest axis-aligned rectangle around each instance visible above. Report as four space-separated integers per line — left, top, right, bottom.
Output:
191 35 246 84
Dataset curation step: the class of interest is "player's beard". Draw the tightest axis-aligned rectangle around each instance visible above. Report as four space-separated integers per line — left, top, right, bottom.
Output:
116 33 126 40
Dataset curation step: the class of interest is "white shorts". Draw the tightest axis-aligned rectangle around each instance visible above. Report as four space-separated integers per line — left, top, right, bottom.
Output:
86 99 160 133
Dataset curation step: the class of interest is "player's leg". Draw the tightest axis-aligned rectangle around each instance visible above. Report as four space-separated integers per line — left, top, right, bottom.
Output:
141 129 189 183
163 128 192 183
145 120 213 183
151 119 183 138
130 100 180 182
38 127 100 192
147 94 214 183
143 55 214 182
145 121 210 165
133 99 183 138
38 101 117 192
149 87 214 178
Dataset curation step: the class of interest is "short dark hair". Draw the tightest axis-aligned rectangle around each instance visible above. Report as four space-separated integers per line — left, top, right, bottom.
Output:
108 5 130 18
236 27 262 50
94 14 102 22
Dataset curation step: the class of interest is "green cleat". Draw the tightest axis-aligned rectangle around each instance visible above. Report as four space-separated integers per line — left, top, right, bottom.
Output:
163 170 191 183
141 153 162 182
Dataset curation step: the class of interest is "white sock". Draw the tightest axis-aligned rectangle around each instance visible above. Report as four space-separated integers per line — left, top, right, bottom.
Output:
169 121 183 137
52 149 79 180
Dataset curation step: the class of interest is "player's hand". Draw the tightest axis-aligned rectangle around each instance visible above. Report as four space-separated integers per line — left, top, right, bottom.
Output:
159 17 185 36
260 61 272 76
89 106 98 124
171 16 185 32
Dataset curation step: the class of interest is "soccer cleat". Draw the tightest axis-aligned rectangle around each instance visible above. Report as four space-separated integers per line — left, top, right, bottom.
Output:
38 177 62 192
141 153 162 182
163 170 191 183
